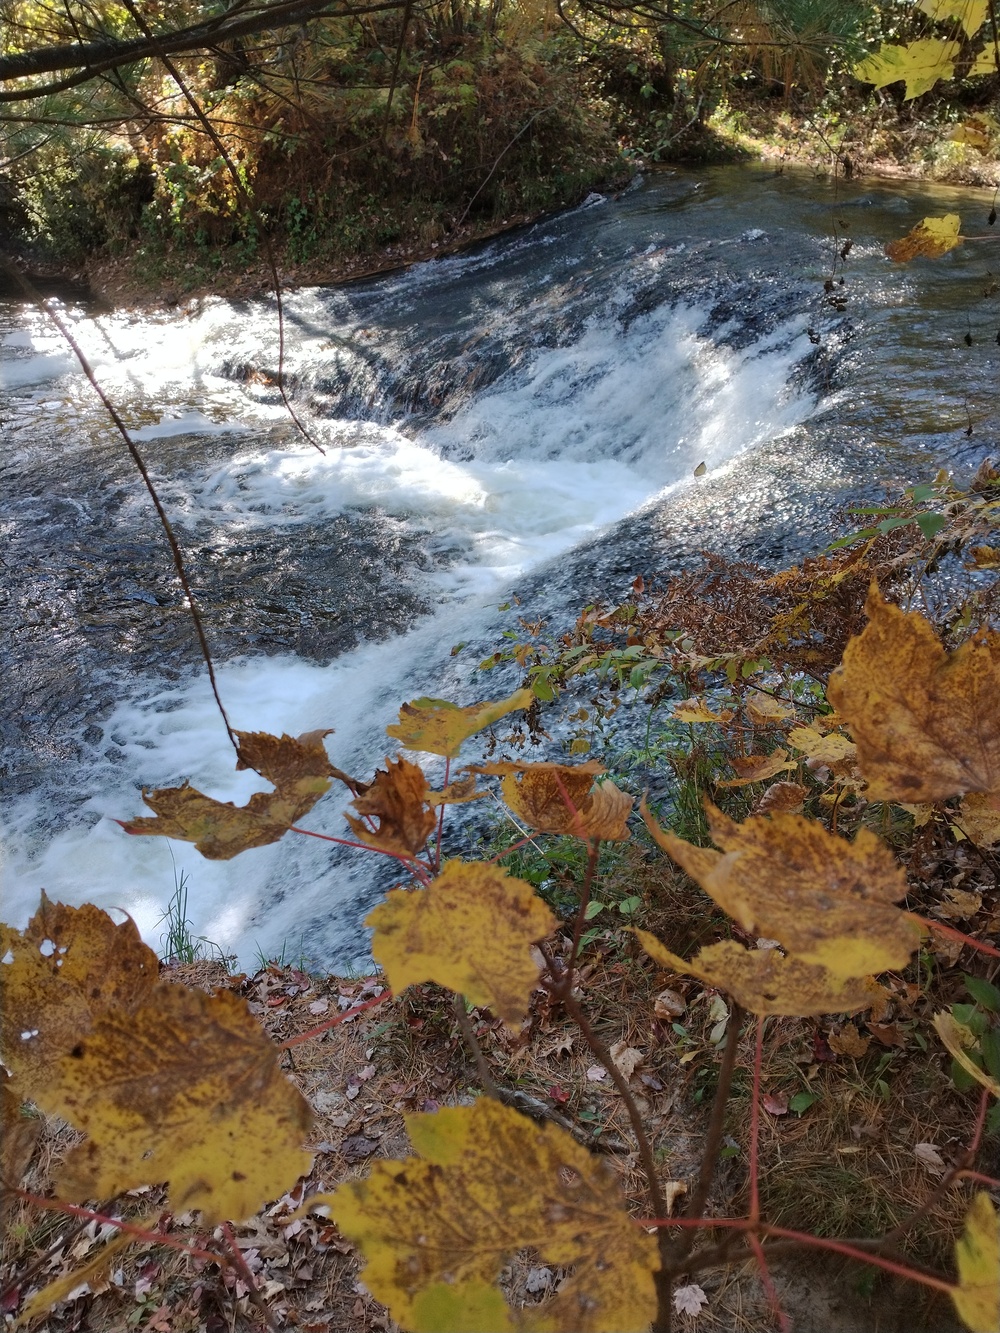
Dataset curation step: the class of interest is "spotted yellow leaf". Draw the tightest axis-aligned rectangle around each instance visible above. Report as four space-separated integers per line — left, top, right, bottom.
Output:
886 214 963 262
918 0 988 37
970 44 1000 75
828 585 1000 802
121 729 337 859
476 760 633 840
641 800 921 980
787 725 857 765
346 756 436 857
634 933 874 1016
716 749 794 788
672 698 733 723
854 39 961 99
323 1098 659 1332
0 894 157 1100
366 860 556 1027
952 1193 1000 1333
39 982 313 1223
386 689 534 759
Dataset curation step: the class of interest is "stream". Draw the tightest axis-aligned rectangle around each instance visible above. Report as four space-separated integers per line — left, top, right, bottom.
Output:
2 163 998 970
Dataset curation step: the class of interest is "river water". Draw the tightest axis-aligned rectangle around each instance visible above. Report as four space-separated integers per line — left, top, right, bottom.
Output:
2 164 997 969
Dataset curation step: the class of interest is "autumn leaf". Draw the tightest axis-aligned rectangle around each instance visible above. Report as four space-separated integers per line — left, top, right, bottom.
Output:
745 692 795 726
828 1022 871 1058
970 44 1000 74
828 585 1000 803
323 1098 659 1332
427 774 487 806
0 894 157 1099
121 729 337 860
634 933 875 1017
386 689 534 759
366 860 556 1026
951 1193 1000 1333
886 214 963 262
918 0 988 38
476 760 633 841
1 1071 40 1221
17 1224 140 1324
36 983 313 1222
716 750 793 788
787 724 856 765
854 39 961 99
346 757 437 857
641 800 921 980
672 698 733 724
956 791 1000 847
752 781 808 815
933 1012 1000 1096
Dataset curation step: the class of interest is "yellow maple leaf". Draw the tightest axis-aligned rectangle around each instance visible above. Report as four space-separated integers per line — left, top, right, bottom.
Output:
2 1071 40 1222
933 1012 1000 1097
952 1193 1000 1333
386 689 534 759
634 932 875 1016
366 860 556 1026
641 800 921 980
346 757 437 857
918 0 988 37
745 692 795 726
787 725 857 766
476 760 633 841
0 894 158 1099
956 791 1000 846
854 39 961 99
970 44 1000 74
886 214 963 262
716 749 794 788
672 698 733 723
323 1099 659 1333
121 729 336 859
828 585 1000 803
38 983 313 1223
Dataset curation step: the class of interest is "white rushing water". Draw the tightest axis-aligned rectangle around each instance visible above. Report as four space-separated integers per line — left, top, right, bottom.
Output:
2 232 819 968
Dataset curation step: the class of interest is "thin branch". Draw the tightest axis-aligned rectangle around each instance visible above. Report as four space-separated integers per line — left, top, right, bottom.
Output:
453 992 503 1100
279 990 390 1048
0 256 238 752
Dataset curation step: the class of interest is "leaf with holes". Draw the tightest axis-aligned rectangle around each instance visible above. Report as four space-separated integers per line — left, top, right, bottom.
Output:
386 689 534 759
0 894 157 1099
641 800 921 980
346 757 437 857
476 760 633 841
952 1193 1000 1332
121 729 337 860
366 860 556 1027
37 983 313 1223
323 1099 659 1332
633 933 875 1017
828 585 1000 803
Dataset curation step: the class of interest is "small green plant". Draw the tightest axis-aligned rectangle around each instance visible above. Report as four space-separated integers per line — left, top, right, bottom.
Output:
156 865 224 965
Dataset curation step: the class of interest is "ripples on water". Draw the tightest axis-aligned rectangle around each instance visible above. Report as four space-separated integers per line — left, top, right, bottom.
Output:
2 166 997 967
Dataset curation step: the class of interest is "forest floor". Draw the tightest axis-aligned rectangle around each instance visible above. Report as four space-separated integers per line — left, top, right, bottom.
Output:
4 828 996 1332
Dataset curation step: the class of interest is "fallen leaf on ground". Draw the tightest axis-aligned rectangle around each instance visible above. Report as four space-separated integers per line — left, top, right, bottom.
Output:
654 988 687 1019
914 1143 947 1176
366 860 556 1027
672 699 733 724
609 1042 643 1079
828 1022 871 1058
763 1091 789 1116
716 750 794 788
586 1065 609 1082
753 781 808 815
323 1099 659 1332
673 1283 709 1318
